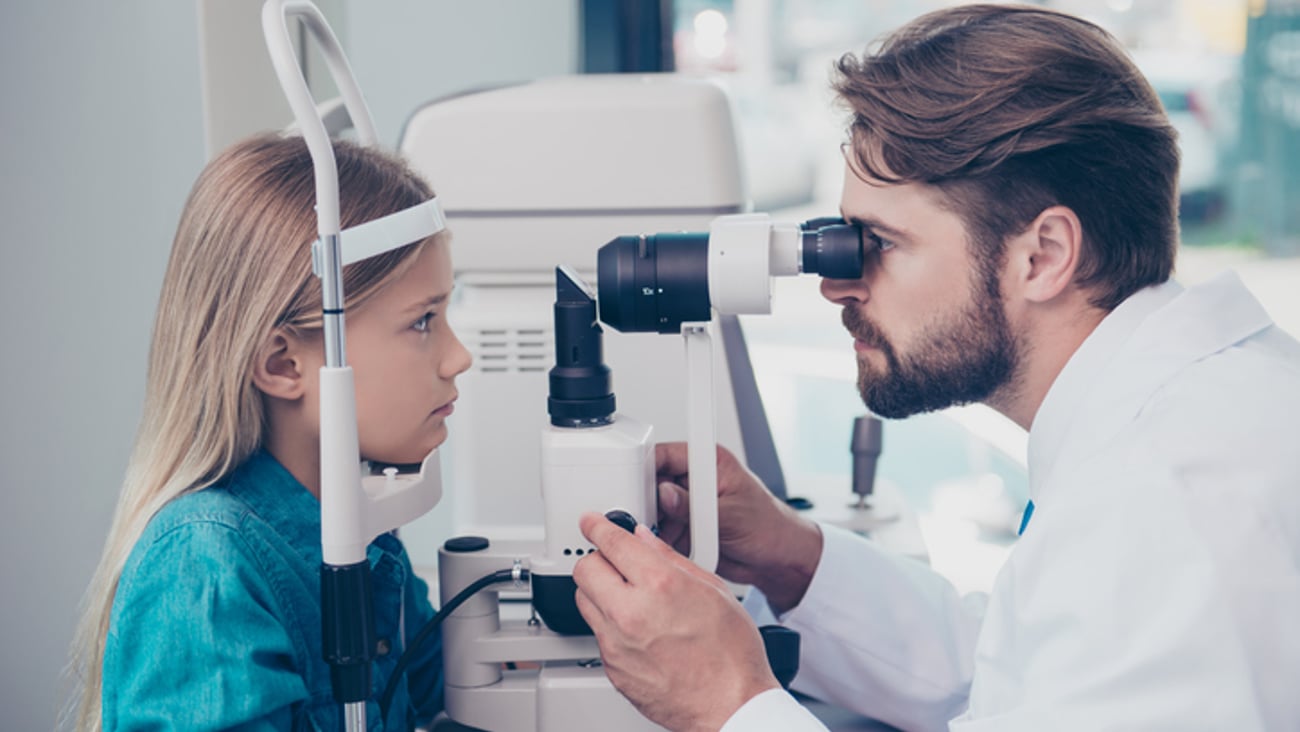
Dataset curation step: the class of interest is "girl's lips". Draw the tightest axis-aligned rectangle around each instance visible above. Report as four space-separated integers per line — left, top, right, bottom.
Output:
432 398 457 417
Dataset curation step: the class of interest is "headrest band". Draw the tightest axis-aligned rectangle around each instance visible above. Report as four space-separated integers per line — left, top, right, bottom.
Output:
312 196 447 274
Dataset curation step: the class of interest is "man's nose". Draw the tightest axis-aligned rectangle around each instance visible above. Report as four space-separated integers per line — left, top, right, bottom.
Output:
820 272 869 305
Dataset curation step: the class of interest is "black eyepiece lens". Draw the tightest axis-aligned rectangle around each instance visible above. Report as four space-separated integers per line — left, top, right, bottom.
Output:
800 218 864 279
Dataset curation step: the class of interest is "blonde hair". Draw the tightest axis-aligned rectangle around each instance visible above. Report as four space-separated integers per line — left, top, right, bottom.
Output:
66 133 436 731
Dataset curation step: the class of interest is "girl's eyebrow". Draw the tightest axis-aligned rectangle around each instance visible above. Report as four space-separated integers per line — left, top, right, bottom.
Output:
403 292 450 314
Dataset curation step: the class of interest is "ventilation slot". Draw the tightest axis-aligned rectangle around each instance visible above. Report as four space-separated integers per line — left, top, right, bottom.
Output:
470 328 554 374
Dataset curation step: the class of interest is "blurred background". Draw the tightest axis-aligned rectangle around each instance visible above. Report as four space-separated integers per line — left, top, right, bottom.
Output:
3 1 1297 728
676 0 1298 256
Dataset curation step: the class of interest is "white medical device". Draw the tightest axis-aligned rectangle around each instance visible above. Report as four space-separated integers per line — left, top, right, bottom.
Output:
261 2 446 729
528 213 866 632
397 75 799 561
430 213 862 731
377 72 866 730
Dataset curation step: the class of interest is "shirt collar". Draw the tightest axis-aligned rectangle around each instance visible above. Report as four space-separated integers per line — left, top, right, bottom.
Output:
224 449 325 567
1026 278 1184 502
223 449 408 571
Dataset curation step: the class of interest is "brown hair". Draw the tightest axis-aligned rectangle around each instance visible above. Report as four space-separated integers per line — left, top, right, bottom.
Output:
833 3 1179 310
67 134 436 731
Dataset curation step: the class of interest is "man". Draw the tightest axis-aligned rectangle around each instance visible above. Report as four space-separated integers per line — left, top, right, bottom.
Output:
571 4 1300 731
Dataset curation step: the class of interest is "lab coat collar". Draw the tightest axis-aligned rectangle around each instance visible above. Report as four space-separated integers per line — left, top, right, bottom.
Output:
1026 271 1273 506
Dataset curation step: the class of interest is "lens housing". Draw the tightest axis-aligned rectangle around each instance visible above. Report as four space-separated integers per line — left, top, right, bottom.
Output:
597 232 711 334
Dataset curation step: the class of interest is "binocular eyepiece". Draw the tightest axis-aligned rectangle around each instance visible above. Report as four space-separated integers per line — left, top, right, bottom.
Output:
797 217 866 279
597 216 865 334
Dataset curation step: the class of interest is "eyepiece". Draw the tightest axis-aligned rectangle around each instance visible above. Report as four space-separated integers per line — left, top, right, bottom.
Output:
800 218 864 279
800 216 846 231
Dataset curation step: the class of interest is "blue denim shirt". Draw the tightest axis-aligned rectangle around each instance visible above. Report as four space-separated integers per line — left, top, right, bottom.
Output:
103 450 443 730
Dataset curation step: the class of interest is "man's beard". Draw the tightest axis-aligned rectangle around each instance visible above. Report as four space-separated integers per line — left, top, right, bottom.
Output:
843 271 1020 419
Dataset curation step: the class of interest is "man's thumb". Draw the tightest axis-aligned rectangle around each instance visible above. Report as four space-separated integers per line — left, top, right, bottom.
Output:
657 480 690 520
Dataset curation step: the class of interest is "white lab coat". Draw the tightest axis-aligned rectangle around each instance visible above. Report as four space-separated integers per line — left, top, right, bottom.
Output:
724 273 1300 731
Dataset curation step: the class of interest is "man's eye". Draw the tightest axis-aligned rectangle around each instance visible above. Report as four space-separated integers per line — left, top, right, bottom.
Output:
412 312 436 332
867 231 896 253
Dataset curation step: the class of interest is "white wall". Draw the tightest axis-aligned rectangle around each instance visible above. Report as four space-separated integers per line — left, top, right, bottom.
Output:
0 3 204 728
0 2 576 729
348 1 580 149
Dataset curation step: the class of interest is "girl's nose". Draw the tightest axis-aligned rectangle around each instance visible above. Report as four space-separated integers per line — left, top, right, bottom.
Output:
441 331 473 379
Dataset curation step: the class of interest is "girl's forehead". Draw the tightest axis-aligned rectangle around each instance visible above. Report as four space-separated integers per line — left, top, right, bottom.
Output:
348 238 453 316
396 239 454 291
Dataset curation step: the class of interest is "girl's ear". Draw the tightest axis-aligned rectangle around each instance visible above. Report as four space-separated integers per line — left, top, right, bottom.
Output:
251 330 307 400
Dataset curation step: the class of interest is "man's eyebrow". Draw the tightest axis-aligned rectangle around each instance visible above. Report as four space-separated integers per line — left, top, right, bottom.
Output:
838 210 913 241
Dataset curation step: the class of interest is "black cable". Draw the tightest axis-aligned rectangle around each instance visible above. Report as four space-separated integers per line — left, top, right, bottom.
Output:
378 568 529 724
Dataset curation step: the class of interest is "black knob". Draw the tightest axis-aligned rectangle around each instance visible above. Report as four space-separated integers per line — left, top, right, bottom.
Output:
443 536 490 553
604 509 638 533
759 625 800 689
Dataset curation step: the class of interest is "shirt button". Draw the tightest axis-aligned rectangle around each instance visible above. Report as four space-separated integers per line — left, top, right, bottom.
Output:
376 638 391 656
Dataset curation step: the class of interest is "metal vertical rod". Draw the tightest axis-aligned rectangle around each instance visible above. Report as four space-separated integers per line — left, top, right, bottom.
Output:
683 322 719 573
344 701 366 732
319 232 347 367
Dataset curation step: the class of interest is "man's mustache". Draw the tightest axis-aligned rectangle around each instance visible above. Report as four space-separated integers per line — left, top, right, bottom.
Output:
842 306 887 350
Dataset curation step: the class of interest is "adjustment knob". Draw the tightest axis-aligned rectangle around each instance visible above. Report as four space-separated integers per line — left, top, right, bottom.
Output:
604 509 638 533
759 625 801 689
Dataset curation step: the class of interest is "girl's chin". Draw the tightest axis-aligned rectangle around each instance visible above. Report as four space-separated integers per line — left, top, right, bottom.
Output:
366 425 449 465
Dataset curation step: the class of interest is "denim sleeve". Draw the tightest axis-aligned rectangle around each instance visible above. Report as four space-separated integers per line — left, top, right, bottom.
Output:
104 521 309 731
402 564 444 724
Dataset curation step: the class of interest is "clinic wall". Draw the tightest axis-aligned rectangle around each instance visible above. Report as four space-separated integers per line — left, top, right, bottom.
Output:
0 2 576 729
345 1 580 149
0 4 205 729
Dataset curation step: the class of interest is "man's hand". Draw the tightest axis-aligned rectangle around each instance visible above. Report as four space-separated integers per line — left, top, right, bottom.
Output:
573 512 780 732
655 443 823 614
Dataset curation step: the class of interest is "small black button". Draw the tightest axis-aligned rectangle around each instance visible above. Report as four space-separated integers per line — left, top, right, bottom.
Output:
443 535 490 553
604 510 637 533
785 496 814 511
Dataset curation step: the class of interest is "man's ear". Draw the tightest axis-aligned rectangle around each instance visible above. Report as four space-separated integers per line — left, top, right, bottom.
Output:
251 330 307 401
1006 205 1083 304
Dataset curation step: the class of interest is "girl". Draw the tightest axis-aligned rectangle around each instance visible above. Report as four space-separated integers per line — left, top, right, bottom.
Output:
69 133 471 730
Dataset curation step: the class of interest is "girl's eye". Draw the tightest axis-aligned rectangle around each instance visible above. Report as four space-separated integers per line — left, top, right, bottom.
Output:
412 312 436 332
